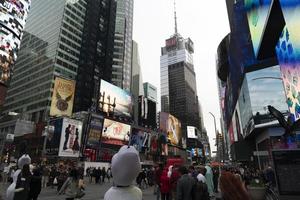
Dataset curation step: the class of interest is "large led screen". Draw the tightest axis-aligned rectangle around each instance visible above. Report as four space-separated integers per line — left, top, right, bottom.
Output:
99 79 133 119
0 0 31 85
129 128 150 152
159 112 182 146
86 114 104 149
245 0 273 57
101 118 131 145
274 2 300 121
58 118 83 158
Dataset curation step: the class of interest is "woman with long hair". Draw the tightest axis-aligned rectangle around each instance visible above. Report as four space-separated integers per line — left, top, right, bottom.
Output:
219 171 250 200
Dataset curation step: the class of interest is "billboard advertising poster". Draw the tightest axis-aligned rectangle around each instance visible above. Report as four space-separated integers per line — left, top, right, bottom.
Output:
187 126 197 139
101 118 131 146
86 114 104 149
99 79 133 119
46 118 63 156
129 128 150 152
159 112 182 146
50 77 76 117
244 0 273 57
274 2 300 121
58 118 83 157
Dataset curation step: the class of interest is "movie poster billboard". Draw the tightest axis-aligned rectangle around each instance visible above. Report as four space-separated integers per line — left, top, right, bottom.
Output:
46 118 63 156
159 112 182 146
99 79 133 119
101 118 131 145
0 0 31 85
50 77 75 117
86 114 104 149
58 118 83 157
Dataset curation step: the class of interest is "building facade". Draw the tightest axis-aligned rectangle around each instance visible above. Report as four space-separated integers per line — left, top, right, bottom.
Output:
111 0 134 91
3 0 116 120
143 82 157 103
160 33 202 141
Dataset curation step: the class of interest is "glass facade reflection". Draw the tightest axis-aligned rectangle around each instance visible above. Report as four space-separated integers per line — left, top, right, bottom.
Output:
3 0 87 121
238 65 289 137
112 0 133 91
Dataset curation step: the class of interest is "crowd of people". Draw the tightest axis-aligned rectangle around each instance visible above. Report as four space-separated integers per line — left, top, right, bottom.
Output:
1 146 277 200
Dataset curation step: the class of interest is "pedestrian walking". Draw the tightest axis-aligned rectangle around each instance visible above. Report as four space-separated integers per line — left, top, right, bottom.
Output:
28 168 42 200
14 164 32 200
41 165 49 188
58 169 85 200
154 164 163 200
219 171 250 200
160 168 171 200
205 164 215 197
104 145 142 200
176 166 196 200
101 167 106 183
194 166 209 200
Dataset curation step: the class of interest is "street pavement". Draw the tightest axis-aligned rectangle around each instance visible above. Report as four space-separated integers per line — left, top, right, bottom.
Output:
0 180 156 200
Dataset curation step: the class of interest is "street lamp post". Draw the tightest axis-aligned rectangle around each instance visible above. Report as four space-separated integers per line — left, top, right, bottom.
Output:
209 112 221 174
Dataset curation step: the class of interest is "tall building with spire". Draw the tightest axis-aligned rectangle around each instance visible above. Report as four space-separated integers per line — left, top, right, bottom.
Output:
160 0 202 142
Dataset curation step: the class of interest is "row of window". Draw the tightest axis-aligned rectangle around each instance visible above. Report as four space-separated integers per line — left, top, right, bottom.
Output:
56 58 77 73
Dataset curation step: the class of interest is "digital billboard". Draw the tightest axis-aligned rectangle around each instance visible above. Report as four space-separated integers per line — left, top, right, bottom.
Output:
101 118 131 145
274 2 300 121
0 0 31 85
129 128 150 152
50 77 76 117
159 112 182 146
58 118 83 158
46 118 63 156
190 148 203 157
86 114 104 149
99 79 133 119
245 0 273 57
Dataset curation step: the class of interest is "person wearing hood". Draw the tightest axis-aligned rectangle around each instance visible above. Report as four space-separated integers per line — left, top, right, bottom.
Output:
28 168 42 200
205 164 215 197
104 145 142 200
6 154 32 200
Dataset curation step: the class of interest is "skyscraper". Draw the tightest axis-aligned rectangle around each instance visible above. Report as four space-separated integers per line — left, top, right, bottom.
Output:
3 0 116 121
160 3 201 141
111 0 134 91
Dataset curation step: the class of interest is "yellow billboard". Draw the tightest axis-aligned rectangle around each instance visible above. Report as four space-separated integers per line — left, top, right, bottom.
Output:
50 77 75 117
159 112 182 146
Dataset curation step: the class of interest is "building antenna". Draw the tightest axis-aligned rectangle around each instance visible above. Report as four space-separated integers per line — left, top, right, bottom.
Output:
174 0 178 35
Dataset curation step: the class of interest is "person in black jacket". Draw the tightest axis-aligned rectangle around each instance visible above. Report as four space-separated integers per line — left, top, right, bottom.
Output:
28 168 42 200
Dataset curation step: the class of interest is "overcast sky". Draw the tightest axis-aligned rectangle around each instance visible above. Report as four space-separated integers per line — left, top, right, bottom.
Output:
133 0 230 154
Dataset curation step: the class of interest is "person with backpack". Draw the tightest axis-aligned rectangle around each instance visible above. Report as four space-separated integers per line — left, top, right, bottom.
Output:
194 166 209 200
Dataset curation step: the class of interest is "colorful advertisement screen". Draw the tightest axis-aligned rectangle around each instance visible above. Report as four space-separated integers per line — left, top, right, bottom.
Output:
245 0 273 57
187 126 197 139
129 128 150 152
99 79 133 119
190 148 203 157
274 2 300 121
0 0 31 85
58 118 83 157
46 118 63 156
159 112 182 146
50 77 76 117
86 114 104 149
101 118 131 145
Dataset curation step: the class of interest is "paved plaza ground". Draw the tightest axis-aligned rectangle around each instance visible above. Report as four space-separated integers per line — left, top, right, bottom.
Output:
0 180 156 200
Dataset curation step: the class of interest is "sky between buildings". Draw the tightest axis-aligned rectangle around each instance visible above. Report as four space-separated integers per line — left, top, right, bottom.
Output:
133 0 230 154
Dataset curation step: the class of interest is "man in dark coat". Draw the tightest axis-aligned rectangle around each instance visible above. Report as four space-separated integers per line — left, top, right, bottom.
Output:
176 166 196 200
63 124 71 150
28 168 42 200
